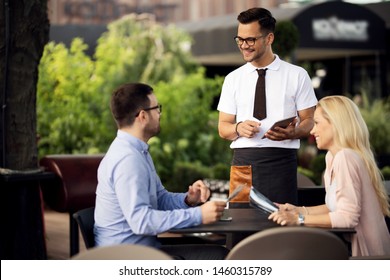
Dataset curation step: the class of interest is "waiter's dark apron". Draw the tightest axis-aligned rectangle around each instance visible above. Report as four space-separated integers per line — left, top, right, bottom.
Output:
232 147 298 205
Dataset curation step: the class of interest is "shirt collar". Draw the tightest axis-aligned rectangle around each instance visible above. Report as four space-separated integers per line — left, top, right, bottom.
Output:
117 130 149 154
245 54 281 74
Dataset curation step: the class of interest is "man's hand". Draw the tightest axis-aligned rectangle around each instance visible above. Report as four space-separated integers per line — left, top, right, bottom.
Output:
200 200 227 224
265 107 315 141
185 180 210 206
263 119 297 141
236 120 261 138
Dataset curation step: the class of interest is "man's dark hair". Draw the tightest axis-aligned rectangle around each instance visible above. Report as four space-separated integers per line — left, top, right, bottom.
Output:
110 83 153 127
237 7 276 34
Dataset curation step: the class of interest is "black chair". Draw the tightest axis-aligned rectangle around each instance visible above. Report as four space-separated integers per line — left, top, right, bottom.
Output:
72 207 95 249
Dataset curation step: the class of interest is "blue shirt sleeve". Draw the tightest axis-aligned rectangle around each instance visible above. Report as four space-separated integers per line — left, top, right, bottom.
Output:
113 151 202 236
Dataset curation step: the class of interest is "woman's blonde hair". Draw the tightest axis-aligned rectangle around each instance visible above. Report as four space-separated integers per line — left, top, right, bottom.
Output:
318 95 390 216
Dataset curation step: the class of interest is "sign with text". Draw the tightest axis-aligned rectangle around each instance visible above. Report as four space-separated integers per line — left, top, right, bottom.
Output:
293 1 385 50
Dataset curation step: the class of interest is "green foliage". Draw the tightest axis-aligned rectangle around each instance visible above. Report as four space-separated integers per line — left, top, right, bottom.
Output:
37 39 105 155
37 14 200 158
346 72 390 157
211 163 231 181
93 14 197 92
273 21 299 59
169 161 212 193
381 166 390 180
297 166 315 182
358 94 390 155
309 153 326 185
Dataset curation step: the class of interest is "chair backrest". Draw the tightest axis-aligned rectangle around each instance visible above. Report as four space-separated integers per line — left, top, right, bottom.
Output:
40 154 103 213
73 207 95 249
71 244 173 260
226 227 349 260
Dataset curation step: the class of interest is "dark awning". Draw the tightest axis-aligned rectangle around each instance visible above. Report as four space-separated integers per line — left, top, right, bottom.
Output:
176 1 388 65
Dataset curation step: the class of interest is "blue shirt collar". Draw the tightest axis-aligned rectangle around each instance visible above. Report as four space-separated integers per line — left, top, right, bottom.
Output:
117 130 149 154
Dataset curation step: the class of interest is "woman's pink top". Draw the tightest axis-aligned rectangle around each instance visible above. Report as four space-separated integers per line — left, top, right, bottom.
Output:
324 148 390 256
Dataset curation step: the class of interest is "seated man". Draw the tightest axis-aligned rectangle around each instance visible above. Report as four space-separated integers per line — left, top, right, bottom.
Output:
94 83 229 260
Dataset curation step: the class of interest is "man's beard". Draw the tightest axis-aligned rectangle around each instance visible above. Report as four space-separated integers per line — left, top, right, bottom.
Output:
146 123 160 138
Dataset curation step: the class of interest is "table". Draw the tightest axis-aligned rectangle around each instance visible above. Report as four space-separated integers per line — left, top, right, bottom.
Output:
169 208 355 249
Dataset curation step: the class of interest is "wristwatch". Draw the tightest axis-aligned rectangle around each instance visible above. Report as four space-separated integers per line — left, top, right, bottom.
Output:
298 213 305 226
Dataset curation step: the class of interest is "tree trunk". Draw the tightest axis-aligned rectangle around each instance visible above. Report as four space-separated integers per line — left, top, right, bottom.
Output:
0 0 49 259
0 0 49 169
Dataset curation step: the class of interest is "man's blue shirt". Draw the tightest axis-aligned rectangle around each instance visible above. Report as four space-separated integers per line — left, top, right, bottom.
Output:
94 130 202 247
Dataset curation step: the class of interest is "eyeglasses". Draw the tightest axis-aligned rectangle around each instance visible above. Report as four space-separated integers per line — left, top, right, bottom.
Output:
135 104 162 117
234 35 266 46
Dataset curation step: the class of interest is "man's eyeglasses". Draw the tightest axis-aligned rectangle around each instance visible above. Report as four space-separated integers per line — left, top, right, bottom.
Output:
135 104 162 117
234 35 266 46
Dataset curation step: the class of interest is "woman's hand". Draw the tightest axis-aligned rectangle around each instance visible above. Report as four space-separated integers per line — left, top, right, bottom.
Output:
269 203 299 226
275 202 298 212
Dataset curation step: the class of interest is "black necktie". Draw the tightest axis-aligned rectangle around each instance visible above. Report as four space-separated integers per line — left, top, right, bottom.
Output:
253 68 267 120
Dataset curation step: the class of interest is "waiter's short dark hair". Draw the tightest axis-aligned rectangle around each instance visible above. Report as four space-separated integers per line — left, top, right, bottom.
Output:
237 7 276 34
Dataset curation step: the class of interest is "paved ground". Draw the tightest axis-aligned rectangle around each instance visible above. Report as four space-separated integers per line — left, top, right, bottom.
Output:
44 209 86 259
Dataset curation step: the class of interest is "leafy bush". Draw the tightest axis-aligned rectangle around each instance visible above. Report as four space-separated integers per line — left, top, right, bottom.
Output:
381 166 390 180
211 163 231 181
359 96 390 155
309 153 326 185
273 21 299 59
169 161 211 192
37 39 106 155
37 14 200 158
297 166 316 183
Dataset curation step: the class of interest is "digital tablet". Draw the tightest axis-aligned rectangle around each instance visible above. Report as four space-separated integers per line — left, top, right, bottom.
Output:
262 116 296 138
269 116 296 130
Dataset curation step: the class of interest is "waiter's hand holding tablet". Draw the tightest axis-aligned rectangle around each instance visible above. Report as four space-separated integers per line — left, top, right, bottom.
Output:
262 116 296 139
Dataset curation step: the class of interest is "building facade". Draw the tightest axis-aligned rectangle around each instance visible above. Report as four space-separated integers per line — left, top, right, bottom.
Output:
47 0 287 24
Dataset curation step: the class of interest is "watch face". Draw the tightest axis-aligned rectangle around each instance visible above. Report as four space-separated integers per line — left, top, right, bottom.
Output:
298 213 305 225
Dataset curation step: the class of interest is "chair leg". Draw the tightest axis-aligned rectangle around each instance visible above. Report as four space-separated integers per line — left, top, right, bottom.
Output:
69 212 79 257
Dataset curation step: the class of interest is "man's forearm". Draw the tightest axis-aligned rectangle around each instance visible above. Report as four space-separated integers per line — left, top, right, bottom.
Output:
293 118 314 139
219 121 238 141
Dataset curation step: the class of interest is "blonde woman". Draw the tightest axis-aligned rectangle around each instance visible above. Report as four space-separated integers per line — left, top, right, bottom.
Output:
269 95 390 257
